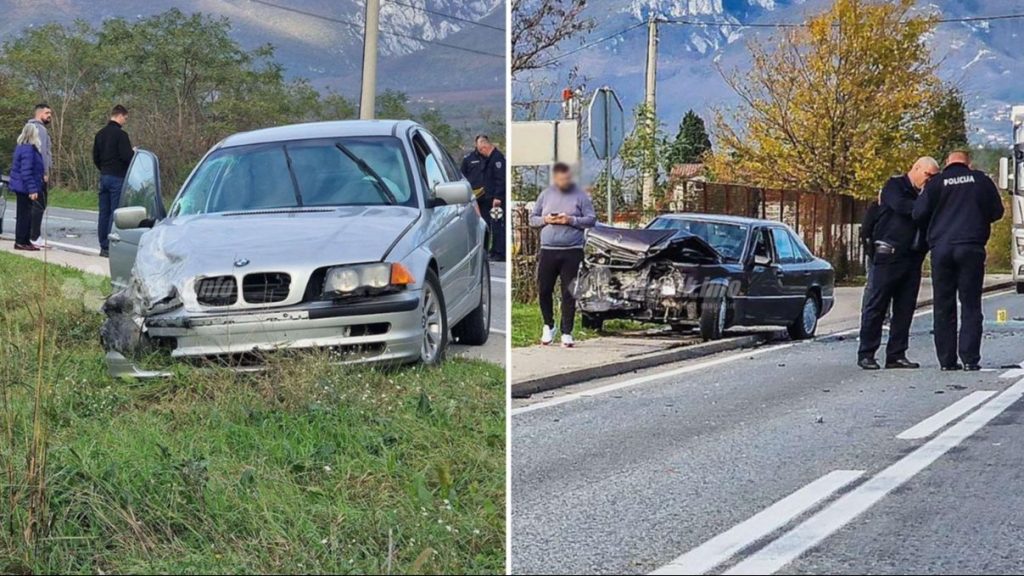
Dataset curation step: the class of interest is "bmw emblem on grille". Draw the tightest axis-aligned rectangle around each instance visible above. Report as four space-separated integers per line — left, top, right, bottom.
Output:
234 258 250 268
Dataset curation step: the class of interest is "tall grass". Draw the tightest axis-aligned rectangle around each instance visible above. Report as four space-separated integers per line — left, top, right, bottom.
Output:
0 252 505 574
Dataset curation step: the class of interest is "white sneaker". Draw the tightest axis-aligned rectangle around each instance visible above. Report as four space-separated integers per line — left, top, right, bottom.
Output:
561 334 575 348
541 325 554 345
30 238 48 249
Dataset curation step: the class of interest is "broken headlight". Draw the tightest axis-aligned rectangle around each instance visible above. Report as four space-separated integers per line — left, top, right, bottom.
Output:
322 263 414 297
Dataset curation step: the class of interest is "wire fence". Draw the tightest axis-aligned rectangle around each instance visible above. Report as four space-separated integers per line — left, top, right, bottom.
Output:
512 181 871 303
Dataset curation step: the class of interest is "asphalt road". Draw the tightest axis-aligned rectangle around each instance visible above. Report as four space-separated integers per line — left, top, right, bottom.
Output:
0 201 101 252
512 289 1024 574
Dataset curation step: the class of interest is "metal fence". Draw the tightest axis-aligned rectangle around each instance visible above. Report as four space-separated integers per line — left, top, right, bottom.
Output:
512 181 871 303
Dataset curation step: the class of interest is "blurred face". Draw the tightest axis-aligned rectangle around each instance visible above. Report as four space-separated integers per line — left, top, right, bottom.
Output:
552 169 573 190
113 113 128 126
476 139 494 157
909 164 939 190
35 107 52 125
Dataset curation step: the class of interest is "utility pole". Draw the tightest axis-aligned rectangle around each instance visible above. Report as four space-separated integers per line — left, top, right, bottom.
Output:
359 0 381 120
641 13 658 211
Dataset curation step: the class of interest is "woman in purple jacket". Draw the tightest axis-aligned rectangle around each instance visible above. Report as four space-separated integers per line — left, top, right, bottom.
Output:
8 122 45 251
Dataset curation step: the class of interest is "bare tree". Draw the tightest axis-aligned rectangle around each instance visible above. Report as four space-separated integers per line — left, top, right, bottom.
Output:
511 0 594 77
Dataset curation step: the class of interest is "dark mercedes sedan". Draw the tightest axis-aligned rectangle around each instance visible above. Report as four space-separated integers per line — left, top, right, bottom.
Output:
576 214 835 341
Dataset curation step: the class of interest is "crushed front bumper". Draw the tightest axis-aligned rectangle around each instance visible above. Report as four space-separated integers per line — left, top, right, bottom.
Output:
105 291 424 378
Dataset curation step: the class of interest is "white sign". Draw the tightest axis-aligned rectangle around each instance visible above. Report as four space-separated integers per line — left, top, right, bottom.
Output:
509 120 580 167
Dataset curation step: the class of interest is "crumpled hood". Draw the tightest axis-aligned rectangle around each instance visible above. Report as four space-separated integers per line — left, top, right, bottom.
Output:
130 206 419 312
585 225 721 268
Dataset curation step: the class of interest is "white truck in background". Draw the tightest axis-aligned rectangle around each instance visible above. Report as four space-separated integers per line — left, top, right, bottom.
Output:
998 105 1024 294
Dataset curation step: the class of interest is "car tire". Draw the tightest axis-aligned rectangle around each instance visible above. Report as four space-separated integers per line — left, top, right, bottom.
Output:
419 268 449 365
581 313 604 331
787 294 820 340
452 259 491 346
699 296 727 341
1017 282 1024 295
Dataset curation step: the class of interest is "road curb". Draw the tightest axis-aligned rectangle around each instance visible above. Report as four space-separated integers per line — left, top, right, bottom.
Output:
0 233 102 257
511 279 1016 398
511 330 788 398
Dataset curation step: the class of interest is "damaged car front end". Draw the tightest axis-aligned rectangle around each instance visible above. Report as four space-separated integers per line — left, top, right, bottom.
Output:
576 215 835 341
101 120 490 377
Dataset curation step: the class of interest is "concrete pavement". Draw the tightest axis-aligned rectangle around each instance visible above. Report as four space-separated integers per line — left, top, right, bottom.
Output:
512 288 1024 574
511 275 1014 395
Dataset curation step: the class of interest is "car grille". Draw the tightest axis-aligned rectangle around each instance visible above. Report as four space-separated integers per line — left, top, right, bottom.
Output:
196 276 238 306
243 273 291 304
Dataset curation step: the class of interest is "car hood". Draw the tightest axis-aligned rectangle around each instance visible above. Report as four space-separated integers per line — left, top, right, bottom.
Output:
585 225 721 267
129 206 420 313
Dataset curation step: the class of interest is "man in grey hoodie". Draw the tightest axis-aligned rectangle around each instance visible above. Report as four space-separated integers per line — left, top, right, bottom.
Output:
26 103 52 247
529 162 597 347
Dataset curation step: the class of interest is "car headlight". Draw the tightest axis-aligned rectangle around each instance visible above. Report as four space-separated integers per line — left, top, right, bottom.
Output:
322 263 415 297
1016 235 1024 256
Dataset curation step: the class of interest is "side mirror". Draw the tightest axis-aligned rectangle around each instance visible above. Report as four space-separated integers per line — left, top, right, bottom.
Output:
114 206 148 230
999 157 1011 191
753 254 772 267
432 181 473 206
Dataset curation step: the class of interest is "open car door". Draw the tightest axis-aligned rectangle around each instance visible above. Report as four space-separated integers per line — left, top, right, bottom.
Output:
109 149 165 289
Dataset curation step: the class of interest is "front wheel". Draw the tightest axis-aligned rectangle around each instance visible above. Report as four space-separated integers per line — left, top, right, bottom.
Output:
581 313 604 331
419 269 449 365
452 260 491 345
699 296 728 341
787 294 820 340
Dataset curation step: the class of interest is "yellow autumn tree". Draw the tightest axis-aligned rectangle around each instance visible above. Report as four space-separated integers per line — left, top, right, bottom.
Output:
708 0 947 199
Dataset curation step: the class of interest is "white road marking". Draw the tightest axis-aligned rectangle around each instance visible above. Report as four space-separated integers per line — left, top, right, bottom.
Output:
726 377 1024 575
490 328 507 335
511 343 794 416
650 470 864 576
895 390 997 440
42 240 101 256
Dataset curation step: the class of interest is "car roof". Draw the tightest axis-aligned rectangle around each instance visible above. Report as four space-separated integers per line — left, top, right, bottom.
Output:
655 213 790 228
217 119 421 148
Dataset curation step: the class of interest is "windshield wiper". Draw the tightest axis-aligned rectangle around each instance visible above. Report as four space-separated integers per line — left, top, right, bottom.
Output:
334 143 398 205
282 145 304 207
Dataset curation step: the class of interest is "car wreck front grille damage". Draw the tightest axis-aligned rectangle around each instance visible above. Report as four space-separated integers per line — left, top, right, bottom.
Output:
196 276 238 306
243 272 292 304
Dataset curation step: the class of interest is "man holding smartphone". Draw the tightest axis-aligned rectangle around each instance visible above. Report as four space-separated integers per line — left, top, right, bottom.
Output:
528 163 597 347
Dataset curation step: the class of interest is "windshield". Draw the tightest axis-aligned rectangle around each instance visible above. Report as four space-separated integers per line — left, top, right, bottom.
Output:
171 136 416 216
648 217 749 261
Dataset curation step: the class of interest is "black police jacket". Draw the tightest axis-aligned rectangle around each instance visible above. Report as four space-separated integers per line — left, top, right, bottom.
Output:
460 148 506 201
875 174 926 255
913 162 1004 248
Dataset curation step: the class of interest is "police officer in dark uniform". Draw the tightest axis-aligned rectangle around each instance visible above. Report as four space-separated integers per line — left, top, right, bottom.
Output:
857 157 940 370
460 134 506 261
913 150 1005 371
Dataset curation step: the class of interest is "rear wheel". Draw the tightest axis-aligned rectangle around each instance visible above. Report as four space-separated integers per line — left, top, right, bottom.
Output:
699 296 727 341
787 294 820 340
419 269 449 365
452 260 491 345
1017 282 1024 295
581 313 604 331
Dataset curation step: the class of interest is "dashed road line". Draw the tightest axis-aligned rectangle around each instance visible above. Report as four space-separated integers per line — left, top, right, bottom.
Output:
895 390 997 440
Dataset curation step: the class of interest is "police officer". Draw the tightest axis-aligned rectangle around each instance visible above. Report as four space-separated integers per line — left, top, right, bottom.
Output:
913 150 1005 371
858 157 940 370
461 134 506 261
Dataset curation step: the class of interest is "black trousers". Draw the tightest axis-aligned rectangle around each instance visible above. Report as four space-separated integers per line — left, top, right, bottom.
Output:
858 252 924 361
537 248 584 335
29 182 46 241
930 243 987 366
15 193 33 245
478 195 505 258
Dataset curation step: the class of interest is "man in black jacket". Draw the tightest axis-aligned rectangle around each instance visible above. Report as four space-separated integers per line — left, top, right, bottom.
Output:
913 150 1005 371
460 134 506 261
857 157 939 370
92 105 134 257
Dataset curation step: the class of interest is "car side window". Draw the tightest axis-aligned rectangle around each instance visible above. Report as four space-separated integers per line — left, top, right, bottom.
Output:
771 228 797 264
412 133 445 192
789 231 815 262
422 131 461 181
752 228 773 262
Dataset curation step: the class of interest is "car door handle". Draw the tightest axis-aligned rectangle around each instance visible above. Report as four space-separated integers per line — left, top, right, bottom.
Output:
109 232 121 244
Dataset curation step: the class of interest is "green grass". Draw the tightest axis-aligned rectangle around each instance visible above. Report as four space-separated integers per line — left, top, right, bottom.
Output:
0 251 505 574
511 301 648 348
44 188 98 211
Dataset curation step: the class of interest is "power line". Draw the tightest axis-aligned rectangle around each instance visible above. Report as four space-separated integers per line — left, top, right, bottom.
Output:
661 12 1024 29
246 0 503 58
387 0 505 32
533 21 646 68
